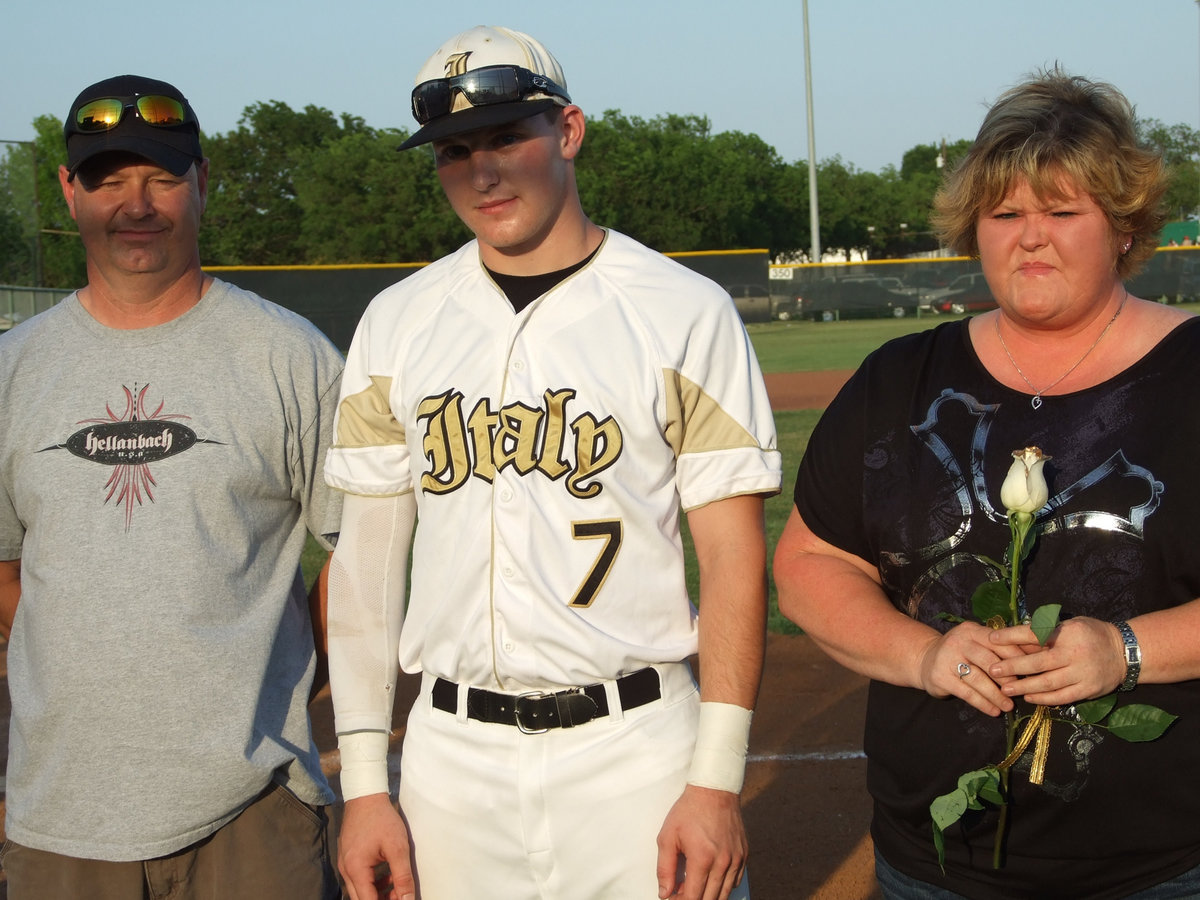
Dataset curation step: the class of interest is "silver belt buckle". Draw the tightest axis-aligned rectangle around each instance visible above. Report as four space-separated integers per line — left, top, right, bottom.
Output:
515 690 550 734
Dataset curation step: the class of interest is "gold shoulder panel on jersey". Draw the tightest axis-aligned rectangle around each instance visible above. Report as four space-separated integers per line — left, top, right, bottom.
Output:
662 369 760 457
334 376 406 448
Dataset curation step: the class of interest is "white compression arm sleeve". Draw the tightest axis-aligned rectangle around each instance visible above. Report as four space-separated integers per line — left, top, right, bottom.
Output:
328 490 416 800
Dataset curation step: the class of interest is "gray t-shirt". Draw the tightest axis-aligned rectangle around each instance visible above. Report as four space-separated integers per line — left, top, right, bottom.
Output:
0 279 343 860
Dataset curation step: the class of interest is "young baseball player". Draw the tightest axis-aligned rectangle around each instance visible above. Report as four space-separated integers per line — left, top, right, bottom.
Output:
324 25 781 900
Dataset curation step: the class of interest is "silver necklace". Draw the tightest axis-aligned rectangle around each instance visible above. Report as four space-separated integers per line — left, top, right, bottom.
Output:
995 289 1128 410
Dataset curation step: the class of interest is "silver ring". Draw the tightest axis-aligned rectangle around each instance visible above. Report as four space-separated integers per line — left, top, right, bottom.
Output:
957 662 972 678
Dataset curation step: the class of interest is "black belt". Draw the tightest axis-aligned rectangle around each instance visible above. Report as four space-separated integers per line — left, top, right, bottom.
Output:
431 667 660 734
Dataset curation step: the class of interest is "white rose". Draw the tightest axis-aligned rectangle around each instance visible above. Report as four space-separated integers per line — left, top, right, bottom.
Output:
1000 446 1051 515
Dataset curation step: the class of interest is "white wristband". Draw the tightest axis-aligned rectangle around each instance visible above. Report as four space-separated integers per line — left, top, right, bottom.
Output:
336 731 391 801
686 701 753 794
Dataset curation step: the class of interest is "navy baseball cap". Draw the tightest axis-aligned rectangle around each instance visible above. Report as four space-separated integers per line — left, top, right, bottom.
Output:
64 75 202 180
399 26 572 150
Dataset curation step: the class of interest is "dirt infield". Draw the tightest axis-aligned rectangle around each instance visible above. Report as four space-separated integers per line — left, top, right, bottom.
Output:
0 370 882 899
763 370 854 412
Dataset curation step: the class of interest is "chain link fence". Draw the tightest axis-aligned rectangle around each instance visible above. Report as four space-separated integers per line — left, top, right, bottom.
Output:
5 245 1197 340
770 246 1200 322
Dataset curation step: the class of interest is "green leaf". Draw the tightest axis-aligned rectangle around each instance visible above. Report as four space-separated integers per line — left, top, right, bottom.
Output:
1073 694 1117 724
957 768 994 794
930 768 1003 872
956 766 1003 806
1030 604 1061 646
1106 704 1179 742
971 581 1011 625
937 612 967 625
977 772 1004 807
931 788 969 831
958 768 1002 810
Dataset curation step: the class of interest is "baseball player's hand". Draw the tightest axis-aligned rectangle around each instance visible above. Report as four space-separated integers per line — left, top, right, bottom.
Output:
338 793 416 900
656 784 748 900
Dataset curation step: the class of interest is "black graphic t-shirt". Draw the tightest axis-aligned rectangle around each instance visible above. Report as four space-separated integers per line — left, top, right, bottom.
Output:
796 317 1200 899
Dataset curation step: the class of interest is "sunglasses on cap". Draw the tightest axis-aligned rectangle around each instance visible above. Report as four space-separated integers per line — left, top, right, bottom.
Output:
73 95 191 132
411 65 570 125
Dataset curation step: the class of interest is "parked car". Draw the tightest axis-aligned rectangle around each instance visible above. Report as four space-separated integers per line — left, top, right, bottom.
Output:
841 275 920 297
770 293 803 321
906 266 953 294
925 272 997 314
800 275 920 320
722 283 773 323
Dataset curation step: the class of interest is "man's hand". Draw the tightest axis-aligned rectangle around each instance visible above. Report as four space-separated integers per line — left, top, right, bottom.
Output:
338 793 416 900
655 784 747 900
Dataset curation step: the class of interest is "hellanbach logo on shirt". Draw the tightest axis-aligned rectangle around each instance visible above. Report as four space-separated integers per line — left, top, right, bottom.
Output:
40 384 222 531
70 420 192 462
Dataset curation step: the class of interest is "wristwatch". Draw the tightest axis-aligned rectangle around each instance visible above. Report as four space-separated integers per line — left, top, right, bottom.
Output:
1114 620 1141 692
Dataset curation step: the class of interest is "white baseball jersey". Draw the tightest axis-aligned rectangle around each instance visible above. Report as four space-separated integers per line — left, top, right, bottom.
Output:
325 229 781 707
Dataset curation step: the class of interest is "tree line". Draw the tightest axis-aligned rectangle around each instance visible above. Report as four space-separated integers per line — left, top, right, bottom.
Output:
1 100 1196 290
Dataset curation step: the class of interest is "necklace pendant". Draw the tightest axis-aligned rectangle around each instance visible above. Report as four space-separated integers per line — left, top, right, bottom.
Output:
1031 395 1043 410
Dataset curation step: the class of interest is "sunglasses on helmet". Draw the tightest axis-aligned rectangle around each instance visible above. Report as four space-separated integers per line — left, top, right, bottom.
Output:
411 65 570 125
73 95 191 133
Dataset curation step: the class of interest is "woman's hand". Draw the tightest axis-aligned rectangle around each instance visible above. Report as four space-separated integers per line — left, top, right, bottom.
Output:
987 617 1125 705
916 621 1029 716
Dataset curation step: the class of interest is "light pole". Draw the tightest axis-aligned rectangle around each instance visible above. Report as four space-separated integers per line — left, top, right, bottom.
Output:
0 138 42 287
802 0 821 263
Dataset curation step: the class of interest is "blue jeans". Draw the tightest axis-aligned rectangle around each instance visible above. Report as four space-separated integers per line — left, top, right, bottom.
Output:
873 851 965 900
875 848 1200 899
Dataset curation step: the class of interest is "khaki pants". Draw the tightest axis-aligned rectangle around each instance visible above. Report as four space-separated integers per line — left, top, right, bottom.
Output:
1 781 339 900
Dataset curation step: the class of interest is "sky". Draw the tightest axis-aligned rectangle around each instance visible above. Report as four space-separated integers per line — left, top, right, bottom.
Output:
4 0 1199 174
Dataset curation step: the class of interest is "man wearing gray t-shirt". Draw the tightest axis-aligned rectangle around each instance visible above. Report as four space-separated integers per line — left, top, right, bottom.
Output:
0 74 343 900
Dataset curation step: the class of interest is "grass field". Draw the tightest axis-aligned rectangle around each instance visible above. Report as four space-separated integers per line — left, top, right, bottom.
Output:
746 313 945 373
